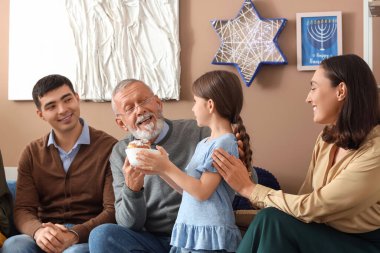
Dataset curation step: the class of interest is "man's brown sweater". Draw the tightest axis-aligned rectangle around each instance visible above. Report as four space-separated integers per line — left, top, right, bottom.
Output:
14 126 117 243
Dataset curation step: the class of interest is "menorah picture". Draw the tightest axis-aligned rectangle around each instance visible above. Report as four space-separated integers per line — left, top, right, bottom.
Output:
296 11 342 71
307 18 337 51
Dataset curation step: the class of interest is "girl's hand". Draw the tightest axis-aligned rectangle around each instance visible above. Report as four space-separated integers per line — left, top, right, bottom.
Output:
136 146 171 174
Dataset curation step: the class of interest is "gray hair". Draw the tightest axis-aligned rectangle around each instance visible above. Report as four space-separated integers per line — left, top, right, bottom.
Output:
111 79 153 115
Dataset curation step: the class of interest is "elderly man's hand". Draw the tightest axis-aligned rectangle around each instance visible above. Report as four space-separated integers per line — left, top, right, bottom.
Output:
123 157 145 192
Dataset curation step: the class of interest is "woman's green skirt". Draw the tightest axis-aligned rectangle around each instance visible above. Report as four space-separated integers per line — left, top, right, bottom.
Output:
237 207 380 253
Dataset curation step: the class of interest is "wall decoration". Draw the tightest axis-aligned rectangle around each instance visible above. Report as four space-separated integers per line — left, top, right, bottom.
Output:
8 0 180 101
211 0 287 86
296 11 342 71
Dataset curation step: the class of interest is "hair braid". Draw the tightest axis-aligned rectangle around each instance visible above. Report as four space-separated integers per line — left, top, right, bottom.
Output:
233 116 253 173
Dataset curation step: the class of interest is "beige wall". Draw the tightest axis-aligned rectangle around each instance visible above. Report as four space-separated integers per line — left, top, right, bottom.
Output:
0 0 368 193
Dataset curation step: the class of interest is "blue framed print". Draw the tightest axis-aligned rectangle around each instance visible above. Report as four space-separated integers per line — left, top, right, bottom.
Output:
296 11 342 71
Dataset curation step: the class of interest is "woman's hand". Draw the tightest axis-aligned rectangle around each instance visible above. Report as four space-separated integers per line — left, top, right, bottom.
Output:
212 148 256 199
136 146 171 175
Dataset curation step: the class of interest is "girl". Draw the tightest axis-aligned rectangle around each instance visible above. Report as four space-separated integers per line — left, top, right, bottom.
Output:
137 70 253 252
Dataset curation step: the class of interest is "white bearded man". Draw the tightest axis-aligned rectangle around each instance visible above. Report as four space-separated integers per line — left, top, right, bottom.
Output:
88 79 256 253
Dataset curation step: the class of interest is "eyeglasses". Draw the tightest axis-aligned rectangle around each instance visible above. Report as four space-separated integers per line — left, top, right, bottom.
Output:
117 96 155 117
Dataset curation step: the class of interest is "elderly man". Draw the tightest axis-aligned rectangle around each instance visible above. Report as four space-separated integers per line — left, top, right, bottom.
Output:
89 79 254 253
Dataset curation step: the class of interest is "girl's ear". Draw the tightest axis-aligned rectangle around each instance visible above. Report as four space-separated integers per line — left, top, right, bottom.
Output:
207 99 215 113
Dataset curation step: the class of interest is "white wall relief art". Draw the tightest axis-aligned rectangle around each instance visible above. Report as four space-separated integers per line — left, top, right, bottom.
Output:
9 0 180 101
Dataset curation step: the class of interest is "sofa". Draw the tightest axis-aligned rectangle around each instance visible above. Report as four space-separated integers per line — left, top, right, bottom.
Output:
3 162 280 237
0 150 17 242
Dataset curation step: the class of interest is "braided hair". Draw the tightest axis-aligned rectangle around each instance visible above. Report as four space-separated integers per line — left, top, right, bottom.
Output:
233 116 253 169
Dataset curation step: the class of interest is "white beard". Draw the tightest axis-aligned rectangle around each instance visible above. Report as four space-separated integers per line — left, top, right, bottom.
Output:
128 113 164 141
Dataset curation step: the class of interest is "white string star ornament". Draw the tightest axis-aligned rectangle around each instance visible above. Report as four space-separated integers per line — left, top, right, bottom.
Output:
211 0 287 86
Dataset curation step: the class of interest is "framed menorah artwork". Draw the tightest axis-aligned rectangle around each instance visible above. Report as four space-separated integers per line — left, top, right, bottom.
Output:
296 11 342 71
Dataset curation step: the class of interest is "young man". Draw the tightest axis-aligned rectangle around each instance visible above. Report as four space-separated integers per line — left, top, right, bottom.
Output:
2 74 117 253
88 79 211 252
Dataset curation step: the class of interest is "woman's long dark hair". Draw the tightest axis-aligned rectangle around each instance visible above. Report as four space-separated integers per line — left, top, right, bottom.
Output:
321 54 380 149
192 70 253 170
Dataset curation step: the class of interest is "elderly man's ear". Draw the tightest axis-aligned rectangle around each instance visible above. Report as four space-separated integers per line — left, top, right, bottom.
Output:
115 118 129 131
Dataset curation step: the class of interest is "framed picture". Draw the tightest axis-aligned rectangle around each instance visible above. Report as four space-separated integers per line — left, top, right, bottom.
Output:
296 11 342 71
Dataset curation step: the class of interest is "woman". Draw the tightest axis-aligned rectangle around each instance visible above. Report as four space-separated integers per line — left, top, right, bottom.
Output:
212 54 380 253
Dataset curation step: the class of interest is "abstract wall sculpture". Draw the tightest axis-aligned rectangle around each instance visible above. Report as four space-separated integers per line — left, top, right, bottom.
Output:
8 0 180 101
211 0 287 86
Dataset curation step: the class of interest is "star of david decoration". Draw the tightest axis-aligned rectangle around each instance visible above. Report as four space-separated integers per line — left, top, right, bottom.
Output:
211 0 287 86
